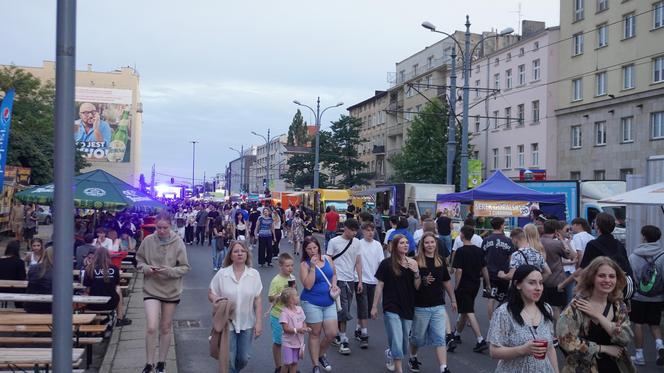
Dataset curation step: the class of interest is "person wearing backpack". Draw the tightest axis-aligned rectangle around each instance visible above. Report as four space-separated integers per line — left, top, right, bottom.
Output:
628 225 664 366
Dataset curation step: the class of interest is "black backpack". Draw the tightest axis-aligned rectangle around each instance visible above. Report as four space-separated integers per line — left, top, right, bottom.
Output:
636 252 664 297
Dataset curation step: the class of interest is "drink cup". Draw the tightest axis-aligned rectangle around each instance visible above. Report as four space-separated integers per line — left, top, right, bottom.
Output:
533 339 548 360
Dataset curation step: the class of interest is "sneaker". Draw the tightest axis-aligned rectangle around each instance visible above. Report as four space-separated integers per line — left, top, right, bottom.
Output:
658 348 664 366
312 367 321 373
631 355 646 366
155 362 165 373
318 355 332 372
359 335 369 349
385 349 395 372
452 334 462 344
142 363 154 373
331 336 341 347
115 317 132 327
338 341 351 355
445 334 457 353
354 329 362 341
442 368 451 373
473 340 488 353
407 357 421 372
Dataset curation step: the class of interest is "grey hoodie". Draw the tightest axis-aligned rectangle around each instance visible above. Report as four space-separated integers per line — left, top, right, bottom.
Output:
137 231 190 301
629 241 664 302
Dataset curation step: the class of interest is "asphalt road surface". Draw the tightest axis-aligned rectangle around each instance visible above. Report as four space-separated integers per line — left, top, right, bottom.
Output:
173 238 662 373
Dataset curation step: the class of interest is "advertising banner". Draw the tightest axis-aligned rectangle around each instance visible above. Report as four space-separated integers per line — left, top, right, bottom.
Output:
517 181 577 222
474 200 540 217
4 166 31 186
74 87 133 163
0 88 16 192
468 159 482 189
436 201 461 218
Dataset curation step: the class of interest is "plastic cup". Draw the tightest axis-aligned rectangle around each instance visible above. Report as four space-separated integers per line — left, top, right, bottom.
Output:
533 339 548 360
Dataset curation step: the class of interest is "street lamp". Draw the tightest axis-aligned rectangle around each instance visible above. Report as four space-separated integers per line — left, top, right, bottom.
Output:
229 145 244 194
190 140 198 195
422 18 513 190
293 97 343 189
251 129 278 193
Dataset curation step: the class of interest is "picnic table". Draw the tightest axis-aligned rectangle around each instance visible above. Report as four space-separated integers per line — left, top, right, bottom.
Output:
72 269 133 279
0 293 110 304
0 347 85 371
0 313 95 325
0 280 85 290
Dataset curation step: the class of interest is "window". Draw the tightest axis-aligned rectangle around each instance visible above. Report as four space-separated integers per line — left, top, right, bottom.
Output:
506 69 513 89
623 13 636 39
597 0 608 12
532 59 541 81
475 80 481 98
406 85 414 98
492 148 499 169
622 64 635 89
493 110 500 129
519 48 525 57
504 146 512 169
597 24 608 48
594 170 606 180
573 33 584 55
654 56 664 83
595 121 607 145
531 143 539 166
517 104 525 125
517 145 525 168
518 64 526 85
532 100 540 123
427 56 434 69
571 125 583 148
494 58 500 66
415 104 421 113
534 41 540 50
570 171 581 180
494 73 501 89
405 107 413 121
572 78 583 101
413 63 419 76
596 71 607 96
655 1 664 29
575 0 585 21
425 74 432 89
620 168 633 180
505 107 512 128
652 111 664 139
621 116 633 143
398 70 405 83
474 116 481 133
506 53 512 62
473 151 480 160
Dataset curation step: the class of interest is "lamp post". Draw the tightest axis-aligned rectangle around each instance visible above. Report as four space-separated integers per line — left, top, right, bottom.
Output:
229 145 244 194
251 129 277 193
190 140 198 195
293 97 343 189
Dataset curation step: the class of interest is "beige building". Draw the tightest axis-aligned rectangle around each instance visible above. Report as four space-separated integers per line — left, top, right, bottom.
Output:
5 60 143 185
556 0 664 180
347 90 388 185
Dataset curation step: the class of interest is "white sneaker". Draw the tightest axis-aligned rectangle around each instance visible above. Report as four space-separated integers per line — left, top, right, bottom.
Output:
631 355 646 366
385 348 395 372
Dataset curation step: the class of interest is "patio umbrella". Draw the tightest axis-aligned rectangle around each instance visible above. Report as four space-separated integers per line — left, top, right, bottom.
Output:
14 169 166 211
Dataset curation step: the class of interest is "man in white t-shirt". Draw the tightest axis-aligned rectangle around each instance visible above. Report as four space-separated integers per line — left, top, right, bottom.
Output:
354 221 384 349
93 227 116 252
560 218 594 303
326 218 362 355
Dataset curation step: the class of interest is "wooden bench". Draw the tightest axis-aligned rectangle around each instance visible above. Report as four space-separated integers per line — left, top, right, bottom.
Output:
0 293 110 305
0 280 85 290
0 347 85 372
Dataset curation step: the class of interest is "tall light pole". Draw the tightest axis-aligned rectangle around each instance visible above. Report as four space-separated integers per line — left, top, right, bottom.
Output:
190 140 198 195
229 145 244 193
252 129 276 193
460 15 472 191
293 97 343 189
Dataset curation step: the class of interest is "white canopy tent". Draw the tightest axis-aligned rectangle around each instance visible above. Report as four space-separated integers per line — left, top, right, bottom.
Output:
599 182 664 206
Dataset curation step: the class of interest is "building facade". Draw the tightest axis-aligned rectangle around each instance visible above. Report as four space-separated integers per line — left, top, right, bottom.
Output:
347 90 388 185
556 0 664 180
6 60 143 185
227 146 256 195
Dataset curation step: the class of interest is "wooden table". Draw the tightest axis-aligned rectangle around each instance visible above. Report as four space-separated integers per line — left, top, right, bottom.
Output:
0 313 95 325
0 280 85 290
0 347 85 368
73 269 133 279
0 293 110 304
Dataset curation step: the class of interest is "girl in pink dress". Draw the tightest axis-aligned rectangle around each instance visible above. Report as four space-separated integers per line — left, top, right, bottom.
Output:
279 287 311 373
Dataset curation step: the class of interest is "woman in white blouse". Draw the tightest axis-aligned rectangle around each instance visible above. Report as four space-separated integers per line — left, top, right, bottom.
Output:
208 240 263 373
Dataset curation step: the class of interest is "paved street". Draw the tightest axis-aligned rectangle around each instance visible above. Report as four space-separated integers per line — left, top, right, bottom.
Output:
171 237 663 373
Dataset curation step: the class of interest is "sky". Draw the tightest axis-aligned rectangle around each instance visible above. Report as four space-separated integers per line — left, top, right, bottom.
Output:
2 0 559 185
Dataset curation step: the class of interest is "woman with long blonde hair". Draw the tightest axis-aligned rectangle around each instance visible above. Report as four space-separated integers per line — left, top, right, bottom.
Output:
504 224 551 281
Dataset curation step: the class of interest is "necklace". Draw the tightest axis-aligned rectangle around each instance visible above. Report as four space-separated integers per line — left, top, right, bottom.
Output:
521 307 539 325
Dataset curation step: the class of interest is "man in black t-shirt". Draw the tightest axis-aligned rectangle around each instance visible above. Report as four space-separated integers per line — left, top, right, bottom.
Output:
452 225 491 353
346 199 356 220
436 211 453 256
481 217 515 320
206 205 220 246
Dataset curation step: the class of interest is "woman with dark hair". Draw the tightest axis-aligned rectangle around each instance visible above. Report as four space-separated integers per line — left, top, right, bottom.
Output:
487 264 558 372
23 238 44 267
0 240 27 281
557 257 635 373
299 236 339 373
84 247 132 326
235 211 247 239
25 246 55 314
291 212 304 256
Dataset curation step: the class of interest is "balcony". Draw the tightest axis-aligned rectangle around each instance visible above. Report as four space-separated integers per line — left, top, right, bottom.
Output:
372 145 385 155
388 57 450 87
387 124 403 138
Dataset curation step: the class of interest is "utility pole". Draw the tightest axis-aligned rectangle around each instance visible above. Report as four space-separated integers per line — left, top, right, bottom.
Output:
447 44 458 186
190 140 198 195
460 15 472 191
266 128 271 193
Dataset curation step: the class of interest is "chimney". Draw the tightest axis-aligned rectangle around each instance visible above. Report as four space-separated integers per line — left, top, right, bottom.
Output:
522 20 546 38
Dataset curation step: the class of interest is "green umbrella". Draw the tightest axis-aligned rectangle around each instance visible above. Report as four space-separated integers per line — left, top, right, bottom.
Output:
14 169 166 211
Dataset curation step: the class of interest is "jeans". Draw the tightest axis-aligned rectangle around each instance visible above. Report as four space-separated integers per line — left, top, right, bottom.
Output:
410 305 447 347
195 226 206 244
325 231 336 249
258 236 273 265
229 328 253 373
564 271 575 305
212 239 225 269
383 311 412 359
184 226 194 243
439 235 451 257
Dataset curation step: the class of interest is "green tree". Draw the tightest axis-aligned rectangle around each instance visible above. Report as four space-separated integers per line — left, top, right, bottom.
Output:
389 99 463 186
286 109 309 146
326 115 372 187
282 130 333 189
0 66 89 184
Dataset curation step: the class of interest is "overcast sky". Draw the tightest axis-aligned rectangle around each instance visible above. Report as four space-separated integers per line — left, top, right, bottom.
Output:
2 0 558 185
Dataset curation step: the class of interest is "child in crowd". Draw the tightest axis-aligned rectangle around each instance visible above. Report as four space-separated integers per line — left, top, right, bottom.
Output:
269 253 297 373
279 287 310 373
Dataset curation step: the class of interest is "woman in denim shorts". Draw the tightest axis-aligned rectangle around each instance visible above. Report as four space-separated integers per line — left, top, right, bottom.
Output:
371 235 422 373
408 232 457 373
299 236 340 373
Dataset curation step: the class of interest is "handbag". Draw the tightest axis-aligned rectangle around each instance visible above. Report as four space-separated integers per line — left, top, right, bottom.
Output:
315 259 342 311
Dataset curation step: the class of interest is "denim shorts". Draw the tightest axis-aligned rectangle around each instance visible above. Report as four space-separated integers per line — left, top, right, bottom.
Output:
383 311 412 359
270 314 282 345
301 300 337 324
410 305 447 347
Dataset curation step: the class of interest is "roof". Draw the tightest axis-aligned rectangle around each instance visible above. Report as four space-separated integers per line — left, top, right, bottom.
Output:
283 145 312 154
347 90 388 111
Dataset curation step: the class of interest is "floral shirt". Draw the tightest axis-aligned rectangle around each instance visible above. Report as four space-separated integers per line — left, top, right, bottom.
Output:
509 248 548 272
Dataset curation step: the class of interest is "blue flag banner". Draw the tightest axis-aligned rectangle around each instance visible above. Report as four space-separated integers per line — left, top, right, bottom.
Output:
0 88 16 192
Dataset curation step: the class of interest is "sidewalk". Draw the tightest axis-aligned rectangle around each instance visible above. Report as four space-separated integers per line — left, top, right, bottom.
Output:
99 272 178 373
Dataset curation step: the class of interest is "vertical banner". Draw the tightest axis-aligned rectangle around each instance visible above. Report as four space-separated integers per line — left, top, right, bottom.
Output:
0 88 16 192
468 159 482 189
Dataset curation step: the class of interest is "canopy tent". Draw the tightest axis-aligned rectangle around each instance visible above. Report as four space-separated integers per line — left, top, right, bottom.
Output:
599 182 664 206
436 170 566 204
14 169 166 211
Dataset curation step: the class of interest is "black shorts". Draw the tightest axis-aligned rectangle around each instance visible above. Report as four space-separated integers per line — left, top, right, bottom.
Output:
143 297 180 305
490 279 510 303
630 299 664 325
355 283 376 320
543 286 567 308
455 288 479 314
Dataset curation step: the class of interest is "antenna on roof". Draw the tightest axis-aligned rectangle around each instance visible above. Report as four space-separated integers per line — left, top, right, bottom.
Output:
511 2 523 35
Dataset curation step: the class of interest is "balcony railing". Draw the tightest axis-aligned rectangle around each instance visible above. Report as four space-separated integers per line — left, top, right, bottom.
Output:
372 145 385 155
388 56 450 87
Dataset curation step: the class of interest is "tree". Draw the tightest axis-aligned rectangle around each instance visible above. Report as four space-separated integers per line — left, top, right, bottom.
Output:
286 109 309 146
282 131 333 189
0 66 89 184
326 115 372 187
389 99 463 186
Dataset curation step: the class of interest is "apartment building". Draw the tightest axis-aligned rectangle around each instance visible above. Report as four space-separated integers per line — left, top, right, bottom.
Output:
467 22 561 179
227 146 257 195
347 90 388 185
556 0 664 180
247 135 313 193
